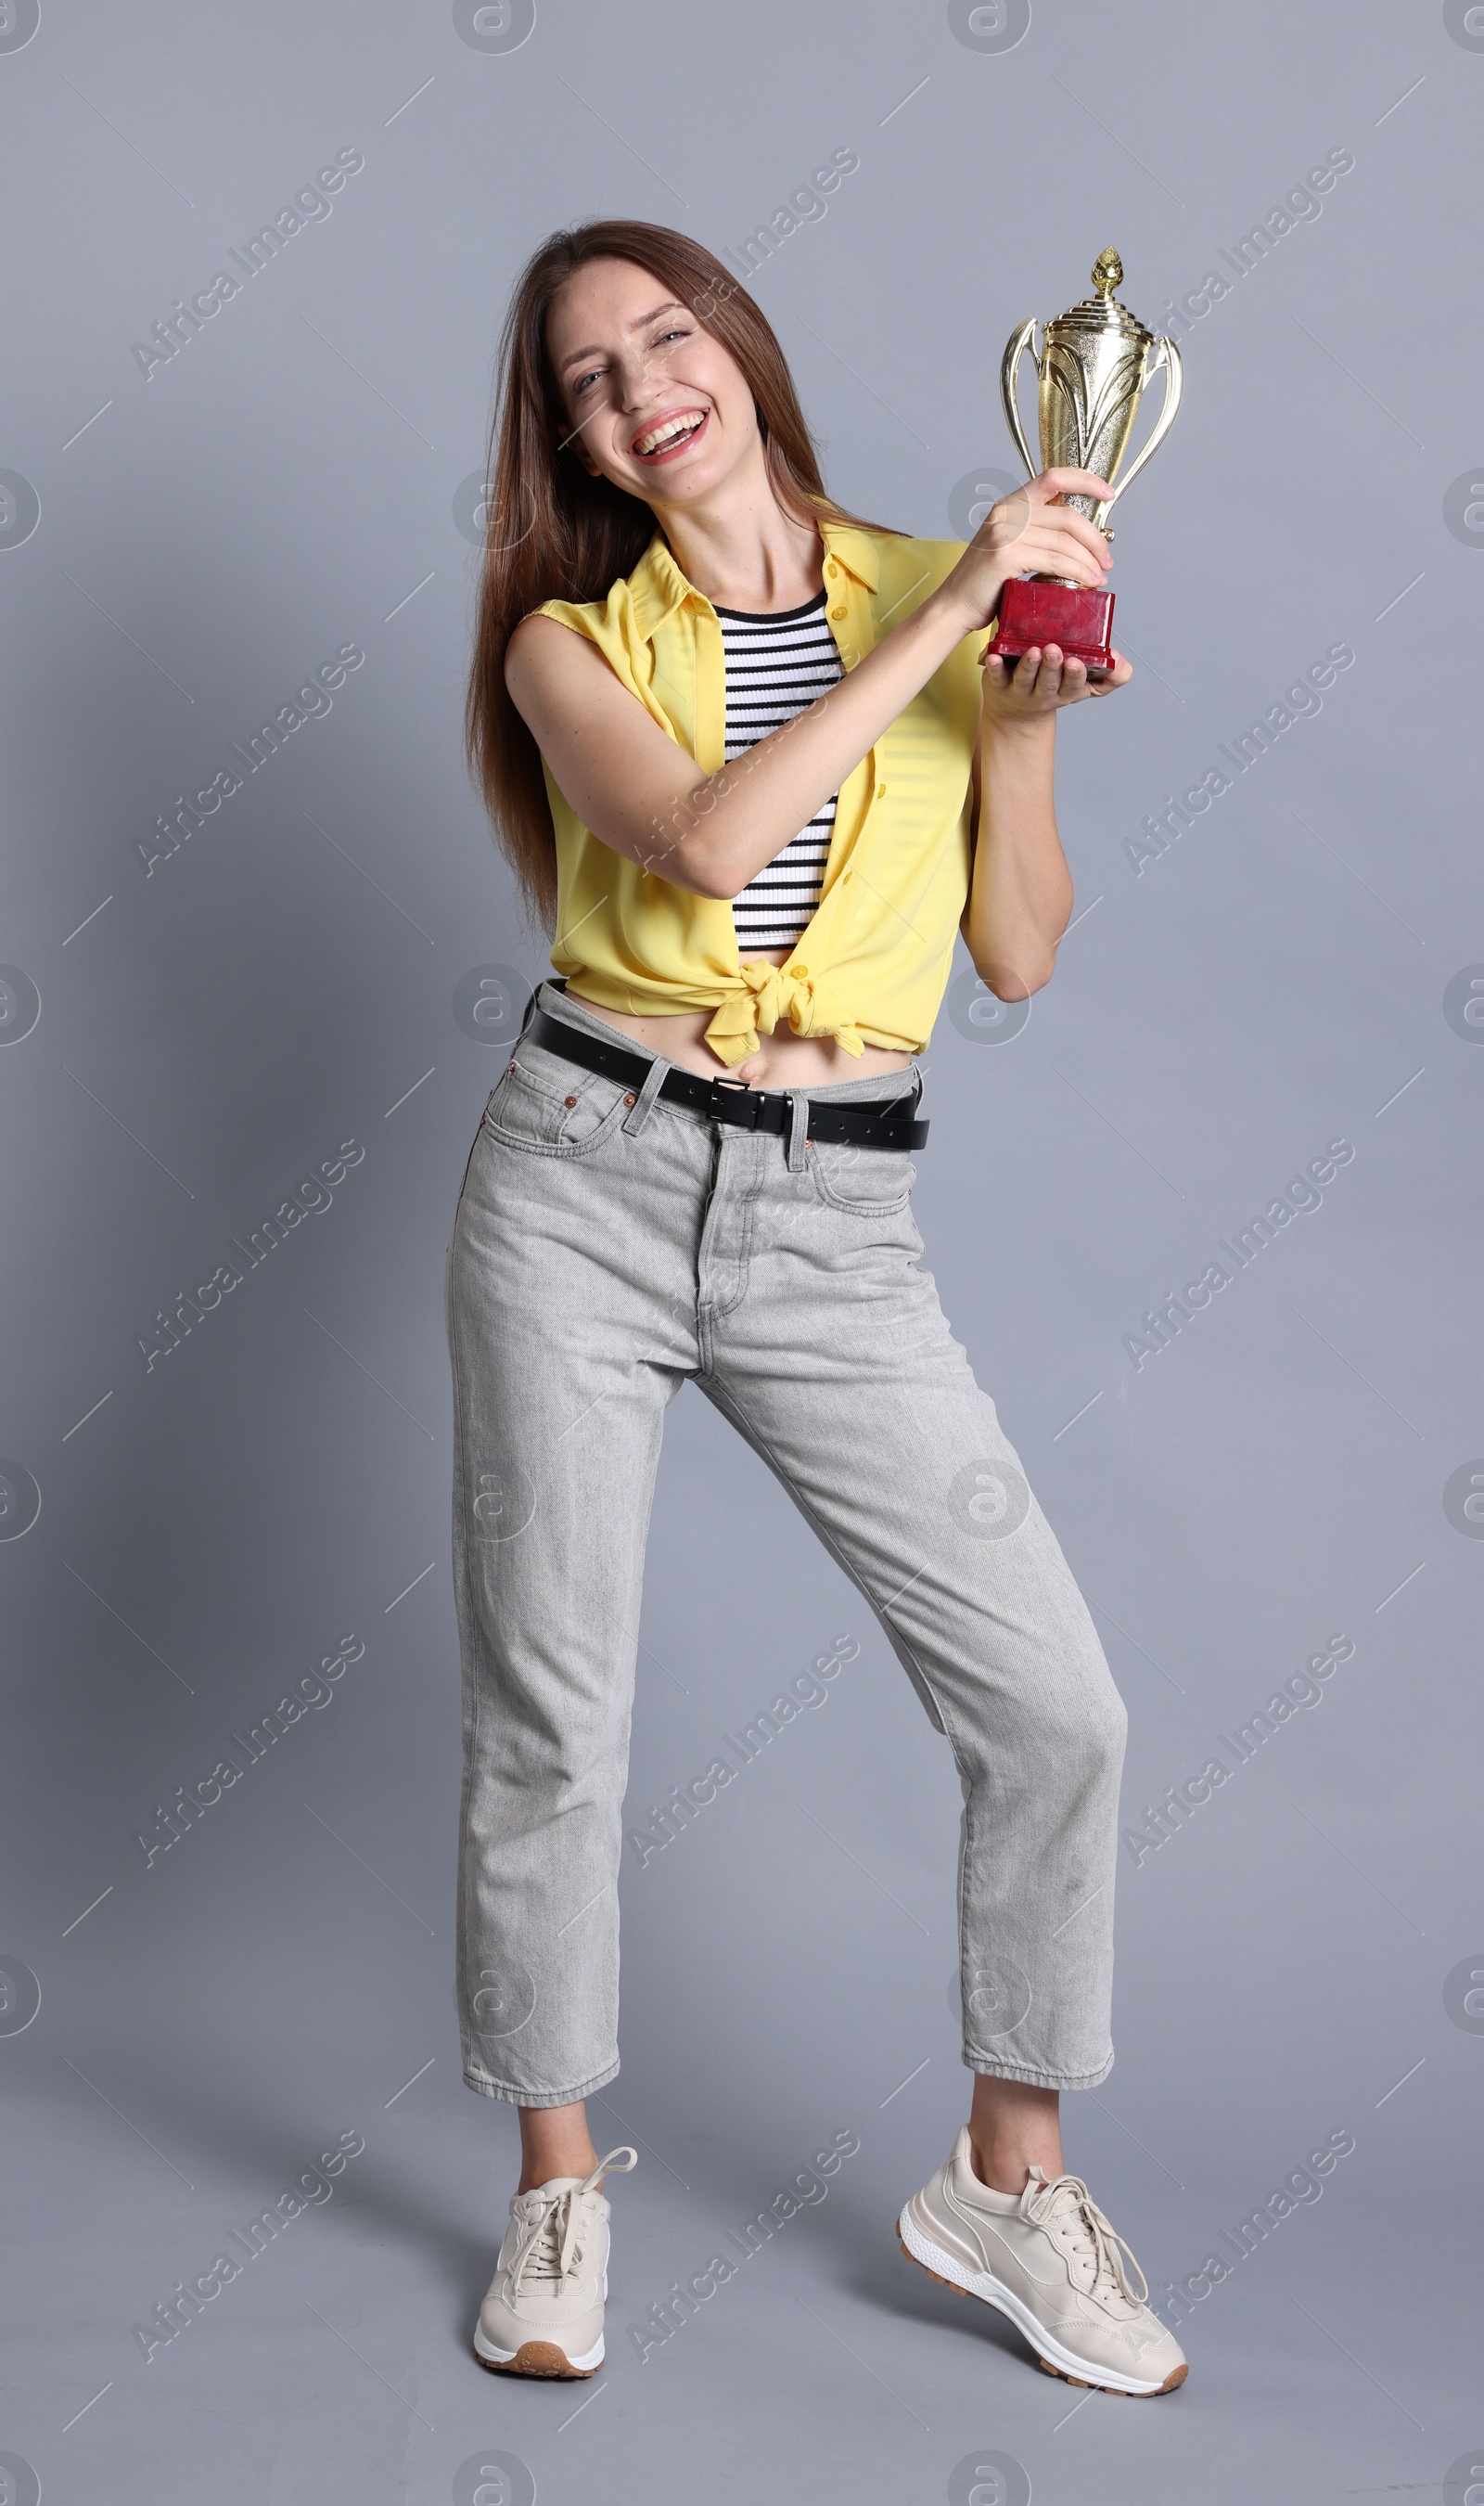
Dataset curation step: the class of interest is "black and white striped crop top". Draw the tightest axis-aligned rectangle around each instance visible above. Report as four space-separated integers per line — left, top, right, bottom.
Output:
715 589 844 953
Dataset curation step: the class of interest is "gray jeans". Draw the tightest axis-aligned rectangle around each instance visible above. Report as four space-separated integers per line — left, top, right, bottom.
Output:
445 981 1127 2106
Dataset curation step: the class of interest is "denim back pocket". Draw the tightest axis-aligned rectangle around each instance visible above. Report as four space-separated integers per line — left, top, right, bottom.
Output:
482 1041 630 1159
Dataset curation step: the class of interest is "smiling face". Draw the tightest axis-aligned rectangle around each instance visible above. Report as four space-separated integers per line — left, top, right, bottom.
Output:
544 255 765 512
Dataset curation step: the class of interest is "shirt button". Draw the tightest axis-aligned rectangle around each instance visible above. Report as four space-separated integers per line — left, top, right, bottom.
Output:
876 781 888 798
830 605 847 620
793 962 809 977
825 559 838 577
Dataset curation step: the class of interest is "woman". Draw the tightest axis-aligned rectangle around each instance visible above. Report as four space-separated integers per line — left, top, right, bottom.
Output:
448 219 1186 2399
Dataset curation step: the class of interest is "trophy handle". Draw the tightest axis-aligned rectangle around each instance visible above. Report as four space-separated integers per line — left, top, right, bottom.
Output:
1100 333 1183 518
998 318 1043 484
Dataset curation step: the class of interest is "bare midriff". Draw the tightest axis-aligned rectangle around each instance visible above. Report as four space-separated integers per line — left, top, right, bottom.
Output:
568 946 911 1089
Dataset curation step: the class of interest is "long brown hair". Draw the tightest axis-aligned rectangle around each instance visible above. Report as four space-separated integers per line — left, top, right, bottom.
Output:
464 218 893 928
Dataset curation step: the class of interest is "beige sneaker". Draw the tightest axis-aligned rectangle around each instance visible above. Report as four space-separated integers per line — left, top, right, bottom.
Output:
898 2127 1187 2396
473 2147 637 2378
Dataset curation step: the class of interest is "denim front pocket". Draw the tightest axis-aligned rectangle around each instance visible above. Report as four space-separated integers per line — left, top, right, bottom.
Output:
806 1137 915 1214
482 1042 630 1159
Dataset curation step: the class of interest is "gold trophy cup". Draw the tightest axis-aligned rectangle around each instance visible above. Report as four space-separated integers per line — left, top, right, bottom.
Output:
984 248 1183 675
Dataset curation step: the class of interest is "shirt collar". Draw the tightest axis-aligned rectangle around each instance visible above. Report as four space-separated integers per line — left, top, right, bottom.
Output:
819 520 880 593
627 514 880 636
627 532 695 636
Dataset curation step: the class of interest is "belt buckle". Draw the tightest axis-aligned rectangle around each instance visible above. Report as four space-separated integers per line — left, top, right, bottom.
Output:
708 1074 762 1129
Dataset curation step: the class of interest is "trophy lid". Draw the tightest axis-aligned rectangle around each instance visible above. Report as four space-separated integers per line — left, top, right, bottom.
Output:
1049 246 1151 342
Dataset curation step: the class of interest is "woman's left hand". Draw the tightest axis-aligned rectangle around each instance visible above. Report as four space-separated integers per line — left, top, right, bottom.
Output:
980 642 1133 723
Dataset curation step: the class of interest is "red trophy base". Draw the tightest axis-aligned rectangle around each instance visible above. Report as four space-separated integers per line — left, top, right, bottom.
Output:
985 576 1115 675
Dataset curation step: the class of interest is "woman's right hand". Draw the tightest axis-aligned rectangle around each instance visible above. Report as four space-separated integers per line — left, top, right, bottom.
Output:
943 468 1117 632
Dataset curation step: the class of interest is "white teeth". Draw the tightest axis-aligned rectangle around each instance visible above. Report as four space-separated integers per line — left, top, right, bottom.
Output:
635 411 704 456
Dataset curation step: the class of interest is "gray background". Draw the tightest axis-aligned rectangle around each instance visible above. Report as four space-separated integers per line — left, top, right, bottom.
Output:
2 1 1480 2500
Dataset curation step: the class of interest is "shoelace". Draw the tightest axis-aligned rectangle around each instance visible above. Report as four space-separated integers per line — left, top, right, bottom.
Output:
510 2146 637 2297
1021 2164 1149 2305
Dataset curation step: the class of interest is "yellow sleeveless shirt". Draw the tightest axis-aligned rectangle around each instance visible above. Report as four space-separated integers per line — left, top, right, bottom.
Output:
534 520 985 1068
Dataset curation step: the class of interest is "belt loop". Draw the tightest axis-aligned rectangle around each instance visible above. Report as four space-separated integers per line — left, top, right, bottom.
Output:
515 979 543 1046
621 1049 669 1137
786 1088 811 1174
908 1056 925 1118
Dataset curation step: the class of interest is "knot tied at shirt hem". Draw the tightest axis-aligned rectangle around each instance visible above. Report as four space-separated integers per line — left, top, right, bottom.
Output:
703 961 866 1068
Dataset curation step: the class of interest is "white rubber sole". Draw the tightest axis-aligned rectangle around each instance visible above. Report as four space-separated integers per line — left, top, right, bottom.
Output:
472 2323 605 2373
897 2208 1179 2397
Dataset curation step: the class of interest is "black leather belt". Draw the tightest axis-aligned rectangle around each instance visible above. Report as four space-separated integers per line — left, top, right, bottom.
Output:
523 1007 928 1150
